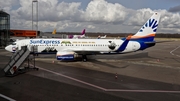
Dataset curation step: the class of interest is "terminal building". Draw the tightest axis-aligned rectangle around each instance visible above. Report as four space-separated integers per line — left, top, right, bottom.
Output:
0 10 10 47
0 10 41 47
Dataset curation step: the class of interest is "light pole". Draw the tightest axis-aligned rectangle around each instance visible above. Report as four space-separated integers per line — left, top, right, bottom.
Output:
32 0 38 37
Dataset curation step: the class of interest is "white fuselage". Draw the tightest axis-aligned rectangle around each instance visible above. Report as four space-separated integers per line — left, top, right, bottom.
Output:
8 38 141 54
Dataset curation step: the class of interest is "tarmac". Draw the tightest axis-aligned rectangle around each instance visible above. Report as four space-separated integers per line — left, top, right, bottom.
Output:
0 40 180 101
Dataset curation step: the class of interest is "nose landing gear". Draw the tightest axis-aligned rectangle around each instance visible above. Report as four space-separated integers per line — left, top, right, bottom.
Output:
82 55 87 62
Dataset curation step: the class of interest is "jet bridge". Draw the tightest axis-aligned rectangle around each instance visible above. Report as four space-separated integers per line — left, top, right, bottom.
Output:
4 46 38 76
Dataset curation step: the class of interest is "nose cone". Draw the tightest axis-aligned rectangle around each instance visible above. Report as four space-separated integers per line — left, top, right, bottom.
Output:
5 45 13 52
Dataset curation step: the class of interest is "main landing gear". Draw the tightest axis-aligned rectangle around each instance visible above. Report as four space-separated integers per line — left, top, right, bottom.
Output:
82 55 87 62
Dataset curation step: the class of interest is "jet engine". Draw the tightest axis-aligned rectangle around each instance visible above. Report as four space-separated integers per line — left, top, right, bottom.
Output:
56 51 78 61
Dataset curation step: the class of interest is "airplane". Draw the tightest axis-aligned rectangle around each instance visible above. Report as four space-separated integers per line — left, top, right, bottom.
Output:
5 12 160 62
101 35 106 39
52 29 56 34
68 29 86 39
98 35 107 39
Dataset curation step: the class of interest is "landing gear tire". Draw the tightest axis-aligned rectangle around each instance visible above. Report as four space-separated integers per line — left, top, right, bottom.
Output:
83 58 87 62
82 55 87 62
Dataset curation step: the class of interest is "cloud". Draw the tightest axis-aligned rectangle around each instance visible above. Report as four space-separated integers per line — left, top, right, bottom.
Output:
168 5 180 12
2 0 180 33
87 25 95 29
0 0 19 12
127 8 153 26
83 0 128 23
160 11 180 28
13 0 83 22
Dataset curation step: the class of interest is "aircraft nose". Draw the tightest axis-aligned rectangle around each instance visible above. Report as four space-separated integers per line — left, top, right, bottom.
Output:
5 45 13 52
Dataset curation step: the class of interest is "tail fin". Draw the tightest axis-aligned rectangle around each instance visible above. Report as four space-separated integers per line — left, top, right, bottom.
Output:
131 12 161 42
52 29 56 34
81 29 85 35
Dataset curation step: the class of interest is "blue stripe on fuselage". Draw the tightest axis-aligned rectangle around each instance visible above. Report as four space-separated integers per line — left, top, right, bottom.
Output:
121 36 154 42
136 41 156 50
121 36 155 51
115 38 130 52
138 41 148 50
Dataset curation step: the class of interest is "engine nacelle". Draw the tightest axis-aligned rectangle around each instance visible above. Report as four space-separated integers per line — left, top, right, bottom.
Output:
56 51 78 61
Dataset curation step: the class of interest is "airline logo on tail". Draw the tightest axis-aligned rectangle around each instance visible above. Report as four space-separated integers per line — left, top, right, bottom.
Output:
139 18 158 33
129 13 160 42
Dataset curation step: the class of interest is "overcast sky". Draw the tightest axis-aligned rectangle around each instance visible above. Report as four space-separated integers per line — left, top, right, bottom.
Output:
1 0 180 33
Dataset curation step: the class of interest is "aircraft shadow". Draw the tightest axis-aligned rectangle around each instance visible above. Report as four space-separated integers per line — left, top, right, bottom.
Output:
89 59 129 69
90 52 156 60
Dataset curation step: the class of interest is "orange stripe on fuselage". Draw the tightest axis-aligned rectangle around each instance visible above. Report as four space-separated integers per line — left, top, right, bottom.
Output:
131 34 155 39
126 35 132 40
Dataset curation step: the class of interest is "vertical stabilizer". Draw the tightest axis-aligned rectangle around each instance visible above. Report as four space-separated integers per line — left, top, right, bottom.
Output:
52 29 56 34
81 29 85 35
132 12 161 42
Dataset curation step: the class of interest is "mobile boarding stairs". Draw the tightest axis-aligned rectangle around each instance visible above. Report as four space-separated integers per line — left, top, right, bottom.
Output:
3 46 38 76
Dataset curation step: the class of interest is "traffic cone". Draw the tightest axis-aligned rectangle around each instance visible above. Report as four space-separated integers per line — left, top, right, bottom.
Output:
157 59 159 62
115 73 118 79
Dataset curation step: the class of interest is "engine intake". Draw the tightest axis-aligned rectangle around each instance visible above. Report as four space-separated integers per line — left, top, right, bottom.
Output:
56 51 78 61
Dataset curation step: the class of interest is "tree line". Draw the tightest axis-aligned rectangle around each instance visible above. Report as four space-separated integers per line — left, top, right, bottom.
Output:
49 32 180 38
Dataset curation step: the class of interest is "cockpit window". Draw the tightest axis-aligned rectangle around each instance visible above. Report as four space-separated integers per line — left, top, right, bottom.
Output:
12 42 16 45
